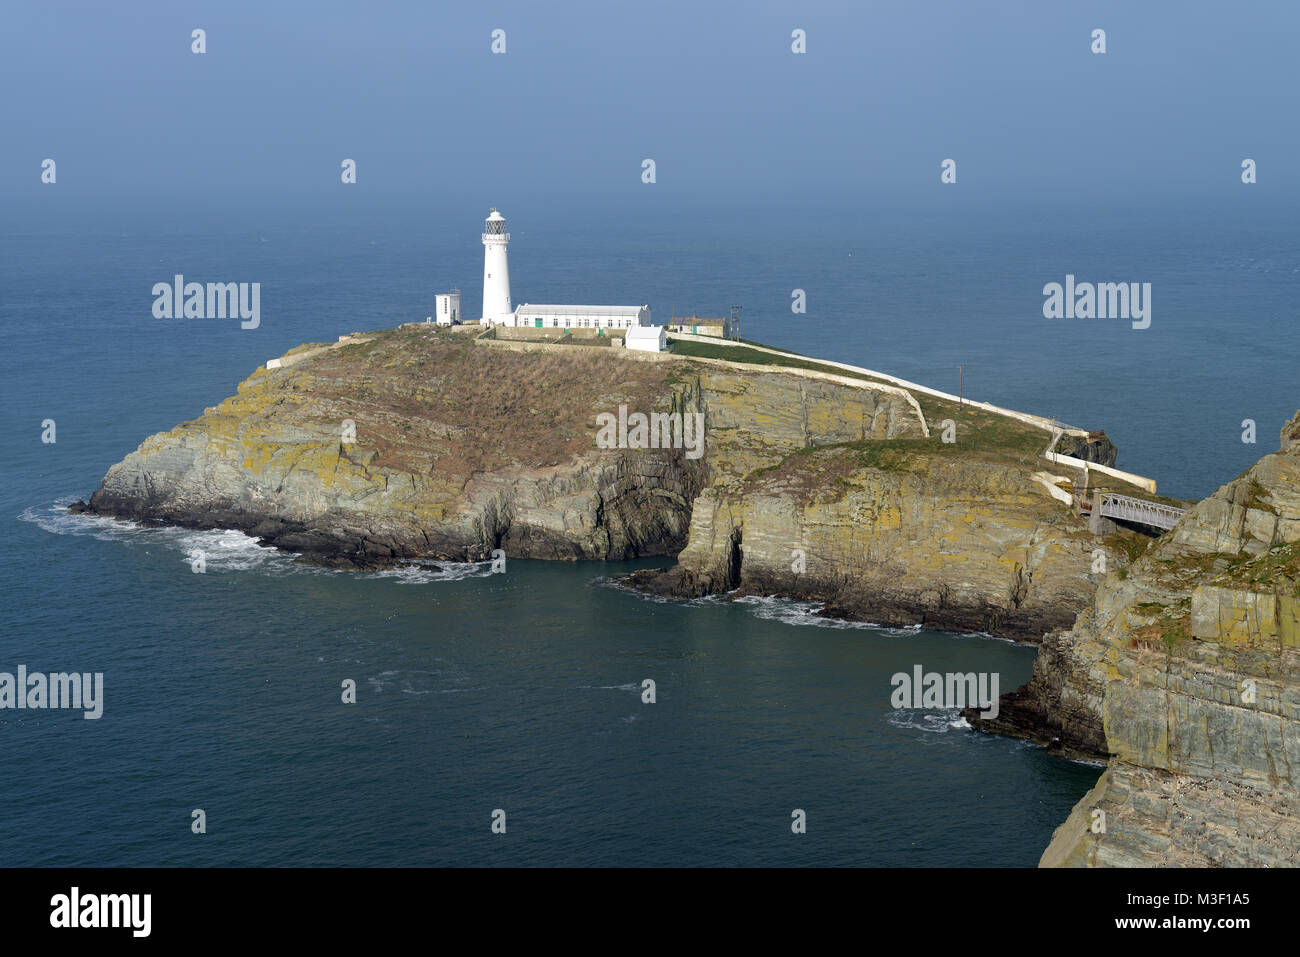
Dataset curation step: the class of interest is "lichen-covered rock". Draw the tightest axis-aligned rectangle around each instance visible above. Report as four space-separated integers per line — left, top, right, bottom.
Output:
630 443 1119 641
978 411 1300 866
85 324 1129 640
1282 409 1300 452
84 326 924 569
1055 430 1118 467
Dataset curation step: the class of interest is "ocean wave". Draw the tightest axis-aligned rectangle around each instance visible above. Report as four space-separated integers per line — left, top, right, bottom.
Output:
595 577 678 603
21 496 157 542
372 561 494 584
945 630 1020 645
368 669 477 696
20 497 292 573
21 497 494 584
726 596 1030 643
886 708 970 734
726 595 940 635
728 595 881 629
601 581 1014 642
1065 755 1108 768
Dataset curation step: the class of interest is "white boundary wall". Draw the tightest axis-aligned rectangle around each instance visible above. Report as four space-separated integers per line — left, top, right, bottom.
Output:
475 335 931 436
667 333 1090 437
1044 452 1157 494
667 333 1163 493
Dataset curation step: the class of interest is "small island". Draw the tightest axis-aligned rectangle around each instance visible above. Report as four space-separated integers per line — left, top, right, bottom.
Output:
74 321 1299 867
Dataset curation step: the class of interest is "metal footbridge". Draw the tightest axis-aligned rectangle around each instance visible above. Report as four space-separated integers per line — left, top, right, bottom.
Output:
1094 492 1186 531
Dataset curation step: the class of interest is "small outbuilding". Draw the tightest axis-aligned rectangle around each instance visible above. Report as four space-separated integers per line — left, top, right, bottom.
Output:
434 291 462 326
625 325 667 353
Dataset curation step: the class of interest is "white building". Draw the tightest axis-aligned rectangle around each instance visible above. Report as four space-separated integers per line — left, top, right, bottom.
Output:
481 209 513 324
626 325 666 352
473 208 653 331
513 303 650 330
434 290 462 326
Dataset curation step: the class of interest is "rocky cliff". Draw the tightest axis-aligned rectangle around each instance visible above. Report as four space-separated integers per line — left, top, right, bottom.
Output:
82 325 1134 639
976 411 1300 866
87 328 702 566
627 442 1115 642
84 326 920 566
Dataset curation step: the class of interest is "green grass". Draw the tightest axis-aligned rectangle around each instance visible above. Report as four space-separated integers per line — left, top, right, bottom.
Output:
671 337 1051 462
1213 542 1300 593
1245 478 1278 514
670 335 1181 503
1111 533 1154 565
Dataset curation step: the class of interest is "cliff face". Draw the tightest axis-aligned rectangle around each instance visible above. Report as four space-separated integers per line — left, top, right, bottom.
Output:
628 444 1110 642
89 330 702 565
981 411 1300 866
83 325 1124 639
85 326 923 568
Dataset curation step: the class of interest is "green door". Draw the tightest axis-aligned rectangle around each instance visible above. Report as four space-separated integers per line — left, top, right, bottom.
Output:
535 318 543 328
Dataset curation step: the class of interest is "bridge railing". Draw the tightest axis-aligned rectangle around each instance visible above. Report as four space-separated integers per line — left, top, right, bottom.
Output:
1097 493 1186 531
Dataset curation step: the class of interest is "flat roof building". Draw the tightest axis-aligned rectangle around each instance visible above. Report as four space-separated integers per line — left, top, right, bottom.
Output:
512 303 650 329
626 325 667 352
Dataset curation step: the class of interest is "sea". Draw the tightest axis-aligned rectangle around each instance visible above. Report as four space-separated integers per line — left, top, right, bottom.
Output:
3 191 1296 866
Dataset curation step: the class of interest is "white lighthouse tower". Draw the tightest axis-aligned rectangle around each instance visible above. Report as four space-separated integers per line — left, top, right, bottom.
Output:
480 208 513 325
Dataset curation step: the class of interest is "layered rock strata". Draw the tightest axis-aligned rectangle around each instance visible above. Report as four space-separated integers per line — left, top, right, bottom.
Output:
84 325 1132 639
976 411 1300 866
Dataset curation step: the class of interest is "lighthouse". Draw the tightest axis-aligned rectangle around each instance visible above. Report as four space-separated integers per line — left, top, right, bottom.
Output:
480 208 513 325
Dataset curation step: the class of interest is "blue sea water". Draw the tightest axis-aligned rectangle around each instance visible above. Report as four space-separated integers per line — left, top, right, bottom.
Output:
2 194 1295 866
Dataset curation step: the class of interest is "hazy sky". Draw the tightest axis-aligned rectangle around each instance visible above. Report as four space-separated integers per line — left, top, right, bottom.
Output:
4 0 1298 215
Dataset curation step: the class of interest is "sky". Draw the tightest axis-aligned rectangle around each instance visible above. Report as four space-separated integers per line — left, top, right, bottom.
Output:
3 0 1298 216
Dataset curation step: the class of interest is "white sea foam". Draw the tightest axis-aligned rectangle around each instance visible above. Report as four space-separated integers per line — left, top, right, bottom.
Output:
949 630 1020 646
732 595 875 629
175 527 283 572
374 561 494 584
21 497 157 543
1066 755 1108 768
21 497 297 571
605 580 1015 642
597 577 677 603
367 669 476 696
22 497 495 584
727 595 929 634
886 708 968 734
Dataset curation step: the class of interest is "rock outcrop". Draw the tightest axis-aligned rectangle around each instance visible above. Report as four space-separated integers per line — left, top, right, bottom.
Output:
975 410 1300 866
1055 430 1118 467
627 444 1113 642
85 326 921 567
83 325 1135 640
